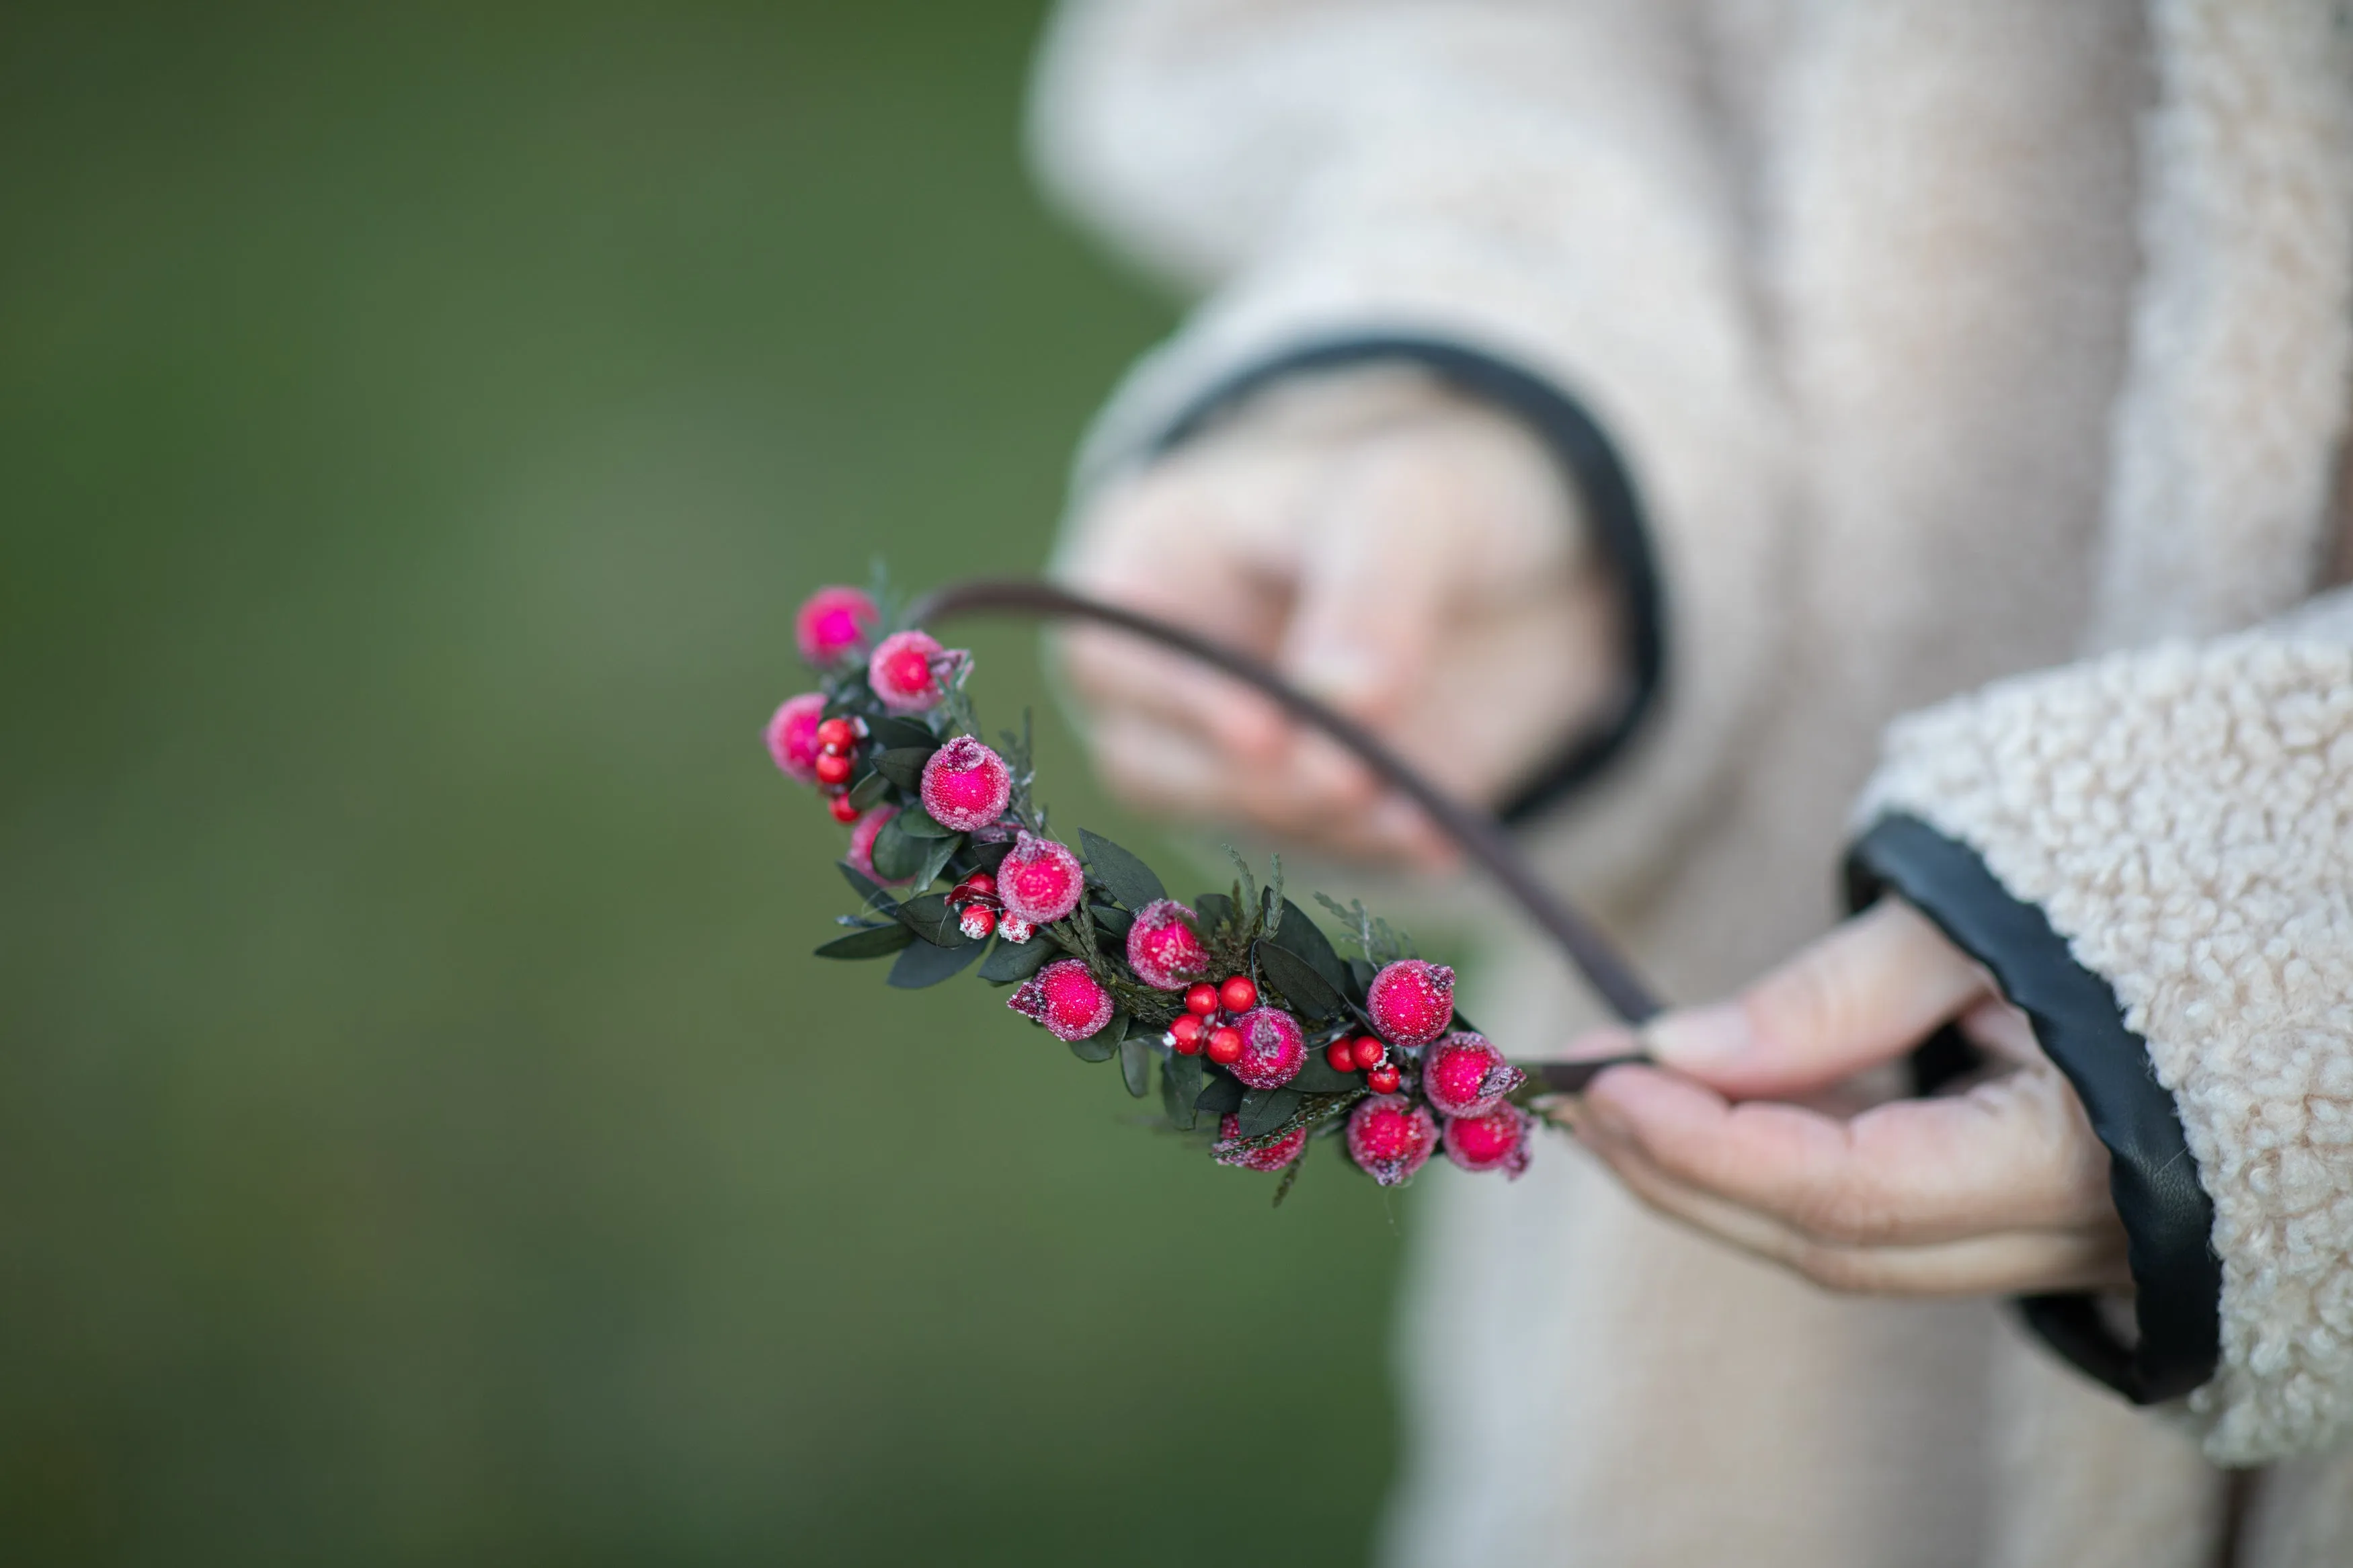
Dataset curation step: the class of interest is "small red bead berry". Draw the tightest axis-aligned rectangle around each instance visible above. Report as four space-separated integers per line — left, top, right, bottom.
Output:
997 831 1086 925
957 870 996 898
1008 958 1115 1042
1421 1031 1526 1119
996 914 1034 944
1185 983 1221 1017
1347 1094 1437 1187
1365 959 1455 1048
1351 1036 1387 1071
1125 899 1211 991
813 751 854 787
918 736 1012 832
764 692 828 783
815 715 861 753
1228 1006 1306 1089
1326 1040 1359 1073
1366 1065 1402 1094
1219 975 1258 1014
1444 1103 1533 1179
1205 1026 1244 1065
959 903 997 941
1169 1014 1206 1055
795 585 881 666
1213 1114 1308 1173
827 793 861 824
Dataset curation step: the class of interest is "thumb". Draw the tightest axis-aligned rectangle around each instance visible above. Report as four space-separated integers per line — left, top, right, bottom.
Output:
1645 899 1993 1098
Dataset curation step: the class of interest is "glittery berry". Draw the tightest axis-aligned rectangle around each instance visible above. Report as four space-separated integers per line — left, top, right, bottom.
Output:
997 831 1085 925
1444 1103 1533 1179
1347 1095 1437 1186
794 585 880 666
918 736 1012 831
1365 959 1455 1047
1218 975 1258 1014
764 692 827 782
1008 958 1115 1042
1125 900 1210 990
1213 1114 1307 1172
846 805 914 886
1184 983 1221 1017
1420 1032 1525 1120
1228 1005 1306 1090
868 630 949 713
997 913 1034 944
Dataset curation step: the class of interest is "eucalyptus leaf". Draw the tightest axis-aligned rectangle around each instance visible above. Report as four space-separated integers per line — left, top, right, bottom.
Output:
1161 1053 1203 1130
1068 1021 1121 1063
1283 1055 1360 1094
867 716 937 750
838 862 898 915
846 768 893 811
1119 1036 1154 1098
1269 899 1352 994
1078 829 1165 911
813 923 916 960
978 934 1053 984
893 894 966 946
912 832 961 891
868 817 925 881
1195 1072 1245 1118
1089 904 1133 940
872 746 936 790
1194 893 1235 933
1236 1087 1304 1139
887 934 986 989
1254 941 1343 1022
964 837 1013 873
895 807 959 839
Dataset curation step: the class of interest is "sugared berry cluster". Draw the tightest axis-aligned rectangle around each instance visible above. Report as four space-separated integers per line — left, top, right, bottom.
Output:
770 581 1546 1199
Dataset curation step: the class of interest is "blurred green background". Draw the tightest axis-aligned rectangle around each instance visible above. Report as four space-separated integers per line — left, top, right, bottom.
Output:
0 4 1404 1561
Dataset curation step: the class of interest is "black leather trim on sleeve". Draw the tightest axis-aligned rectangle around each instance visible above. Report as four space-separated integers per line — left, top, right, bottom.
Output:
1845 812 2222 1405
1144 334 1664 825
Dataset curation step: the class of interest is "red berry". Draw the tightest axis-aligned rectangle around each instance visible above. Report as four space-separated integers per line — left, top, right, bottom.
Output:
1346 1094 1437 1186
1213 1114 1307 1172
957 871 996 898
959 903 998 941
828 793 861 824
815 716 860 752
1351 1036 1386 1071
1228 1006 1306 1089
1125 899 1211 991
794 585 881 665
1205 1026 1244 1065
1444 1104 1533 1178
1366 1065 1402 1094
1325 1040 1359 1073
1365 959 1455 1048
1421 1031 1526 1119
998 831 1086 925
1007 958 1115 1042
869 629 948 713
765 692 828 783
1170 1014 1206 1053
814 751 854 786
1185 983 1220 1017
996 914 1034 944
918 736 1012 831
1219 975 1258 1014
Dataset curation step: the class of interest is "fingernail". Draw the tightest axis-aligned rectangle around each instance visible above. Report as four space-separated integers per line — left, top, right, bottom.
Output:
1641 1003 1752 1066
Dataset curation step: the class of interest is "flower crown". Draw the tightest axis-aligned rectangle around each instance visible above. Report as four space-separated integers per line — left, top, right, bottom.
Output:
768 580 1547 1201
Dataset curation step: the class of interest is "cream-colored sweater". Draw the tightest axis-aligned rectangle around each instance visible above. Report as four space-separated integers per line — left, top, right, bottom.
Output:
1030 1 2353 1562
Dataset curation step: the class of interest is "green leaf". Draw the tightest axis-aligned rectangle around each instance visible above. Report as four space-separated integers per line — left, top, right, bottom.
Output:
896 807 959 839
1119 1035 1153 1098
1089 903 1134 940
1282 1054 1359 1094
1269 899 1352 994
838 862 898 915
1236 1087 1303 1139
1068 1016 1122 1063
978 934 1053 984
912 832 961 892
963 837 1013 874
867 716 936 750
1254 940 1344 1022
1079 829 1166 911
813 923 917 960
1195 1072 1245 1119
846 767 893 811
872 746 936 790
869 817 927 882
1349 956 1377 993
1161 1054 1203 1130
893 894 967 946
887 935 987 988
1194 893 1235 933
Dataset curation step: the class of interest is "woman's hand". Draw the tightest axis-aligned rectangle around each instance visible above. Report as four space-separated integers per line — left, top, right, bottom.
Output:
1055 370 1624 868
1561 899 2130 1296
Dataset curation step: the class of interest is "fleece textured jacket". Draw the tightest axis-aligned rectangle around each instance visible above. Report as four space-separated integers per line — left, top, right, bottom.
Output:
1029 1 2353 1563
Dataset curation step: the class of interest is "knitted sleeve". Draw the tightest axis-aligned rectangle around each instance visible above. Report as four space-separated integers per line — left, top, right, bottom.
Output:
1851 588 2353 1464
1027 0 1792 893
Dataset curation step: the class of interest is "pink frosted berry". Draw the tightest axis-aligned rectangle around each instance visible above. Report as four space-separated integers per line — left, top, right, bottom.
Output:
1347 1095 1437 1187
997 913 1035 944
997 831 1085 925
1213 1113 1307 1172
794 585 880 666
1008 958 1115 1042
1365 959 1455 1047
1125 899 1210 990
764 692 827 782
868 629 950 713
919 737 1012 832
1420 1032 1525 1119
1445 1103 1533 1179
1228 1005 1306 1090
846 805 914 886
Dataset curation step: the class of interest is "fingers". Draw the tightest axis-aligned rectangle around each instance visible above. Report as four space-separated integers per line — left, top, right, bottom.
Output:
1643 900 1993 1098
